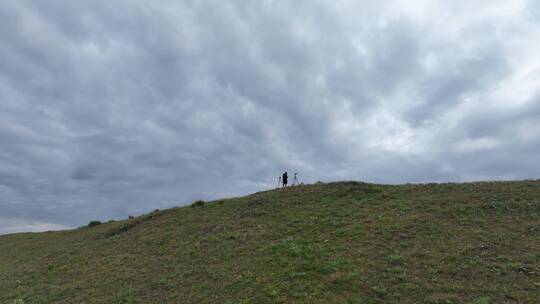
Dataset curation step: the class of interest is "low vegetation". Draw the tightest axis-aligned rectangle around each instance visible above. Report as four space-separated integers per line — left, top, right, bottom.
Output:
87 221 102 227
190 200 205 208
1 180 539 303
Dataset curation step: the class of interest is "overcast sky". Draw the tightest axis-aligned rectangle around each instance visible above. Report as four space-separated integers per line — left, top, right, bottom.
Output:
1 0 540 234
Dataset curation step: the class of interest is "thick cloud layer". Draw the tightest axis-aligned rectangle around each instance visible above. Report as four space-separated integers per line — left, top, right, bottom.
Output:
1 0 539 233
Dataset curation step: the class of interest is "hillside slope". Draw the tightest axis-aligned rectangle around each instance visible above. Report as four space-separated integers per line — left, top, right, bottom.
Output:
1 181 539 303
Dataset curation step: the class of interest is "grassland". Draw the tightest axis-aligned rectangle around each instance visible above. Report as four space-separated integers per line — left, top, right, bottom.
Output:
1 181 539 303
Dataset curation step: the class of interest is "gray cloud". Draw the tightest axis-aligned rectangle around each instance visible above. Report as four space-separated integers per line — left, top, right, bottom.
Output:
0 217 70 235
1 0 539 234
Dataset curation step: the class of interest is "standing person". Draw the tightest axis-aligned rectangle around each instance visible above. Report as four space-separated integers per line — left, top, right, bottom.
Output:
282 171 288 188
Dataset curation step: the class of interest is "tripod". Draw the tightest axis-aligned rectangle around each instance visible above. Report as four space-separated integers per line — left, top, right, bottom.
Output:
292 173 299 186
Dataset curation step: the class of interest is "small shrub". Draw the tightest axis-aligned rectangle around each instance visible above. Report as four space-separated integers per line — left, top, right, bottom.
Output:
191 200 205 208
88 220 101 227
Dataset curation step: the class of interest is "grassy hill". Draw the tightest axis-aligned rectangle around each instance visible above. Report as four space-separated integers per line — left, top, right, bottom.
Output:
1 181 539 303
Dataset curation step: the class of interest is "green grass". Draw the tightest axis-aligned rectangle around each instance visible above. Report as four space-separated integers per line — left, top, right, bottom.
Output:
1 180 540 303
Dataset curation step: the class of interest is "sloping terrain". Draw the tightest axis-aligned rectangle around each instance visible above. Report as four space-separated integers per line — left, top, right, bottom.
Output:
1 181 539 303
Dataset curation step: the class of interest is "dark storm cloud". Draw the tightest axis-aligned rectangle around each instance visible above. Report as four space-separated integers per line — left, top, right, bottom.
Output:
1 0 539 233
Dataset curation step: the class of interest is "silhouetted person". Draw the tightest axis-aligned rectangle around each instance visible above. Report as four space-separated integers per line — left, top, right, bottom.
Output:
282 171 288 187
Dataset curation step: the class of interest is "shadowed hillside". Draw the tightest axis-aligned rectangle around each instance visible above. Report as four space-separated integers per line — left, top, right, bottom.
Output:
1 181 539 303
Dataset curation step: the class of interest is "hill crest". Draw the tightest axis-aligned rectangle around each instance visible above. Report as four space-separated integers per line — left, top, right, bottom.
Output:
1 180 539 303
